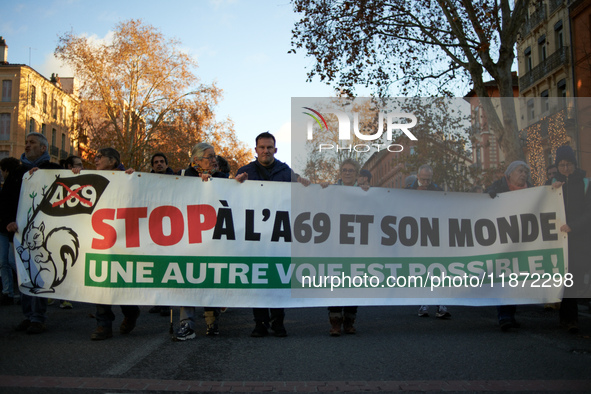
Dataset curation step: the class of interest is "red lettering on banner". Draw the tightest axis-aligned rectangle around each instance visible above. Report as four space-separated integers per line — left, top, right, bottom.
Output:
117 207 148 248
91 205 217 248
91 209 117 249
149 206 184 246
187 204 217 243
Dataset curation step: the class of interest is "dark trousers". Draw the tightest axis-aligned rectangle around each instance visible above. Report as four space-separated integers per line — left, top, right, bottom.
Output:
560 298 578 323
253 308 284 323
21 293 47 323
328 306 358 315
96 304 140 328
497 305 516 322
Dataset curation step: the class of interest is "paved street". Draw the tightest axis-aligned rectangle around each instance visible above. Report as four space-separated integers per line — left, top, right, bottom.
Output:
1 301 590 393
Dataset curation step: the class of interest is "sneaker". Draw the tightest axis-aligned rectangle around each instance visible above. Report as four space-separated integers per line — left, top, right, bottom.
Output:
26 322 46 335
91 326 113 340
418 305 429 317
206 323 220 336
15 319 31 332
270 320 287 337
251 321 269 337
173 321 196 341
59 301 73 309
120 310 140 334
436 306 451 319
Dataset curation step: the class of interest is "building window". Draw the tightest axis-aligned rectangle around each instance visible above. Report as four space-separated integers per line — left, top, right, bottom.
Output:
52 98 57 119
61 133 66 151
62 105 67 125
31 86 36 107
538 35 546 63
541 90 549 112
0 114 10 140
554 20 563 50
29 118 36 133
41 123 46 136
558 79 567 98
43 93 48 113
2 80 12 102
525 47 532 72
527 99 535 120
52 128 57 147
472 105 481 131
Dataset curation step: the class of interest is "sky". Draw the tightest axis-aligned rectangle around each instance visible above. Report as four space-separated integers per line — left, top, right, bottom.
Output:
1 0 339 169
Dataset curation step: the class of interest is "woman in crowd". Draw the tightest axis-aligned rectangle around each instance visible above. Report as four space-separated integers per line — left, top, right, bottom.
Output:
486 161 532 331
174 142 225 341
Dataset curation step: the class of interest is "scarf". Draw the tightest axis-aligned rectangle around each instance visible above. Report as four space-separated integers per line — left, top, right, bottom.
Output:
20 151 51 169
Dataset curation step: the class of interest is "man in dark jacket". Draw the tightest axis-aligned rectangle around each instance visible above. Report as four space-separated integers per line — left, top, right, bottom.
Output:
6 132 62 334
0 157 21 305
148 152 174 316
235 132 309 337
551 146 591 333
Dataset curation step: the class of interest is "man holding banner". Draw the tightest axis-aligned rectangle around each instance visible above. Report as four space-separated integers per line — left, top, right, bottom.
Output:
235 131 309 337
7 133 62 335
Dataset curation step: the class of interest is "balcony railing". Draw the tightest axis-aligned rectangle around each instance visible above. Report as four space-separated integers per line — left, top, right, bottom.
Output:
520 4 547 36
519 46 569 90
60 149 68 160
50 146 59 157
549 0 564 14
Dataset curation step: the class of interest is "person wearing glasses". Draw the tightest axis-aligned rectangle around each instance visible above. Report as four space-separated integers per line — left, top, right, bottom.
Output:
173 143 225 341
405 164 451 319
551 146 591 334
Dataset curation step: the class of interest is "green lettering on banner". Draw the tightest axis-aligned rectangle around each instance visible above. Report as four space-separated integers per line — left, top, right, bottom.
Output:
290 248 565 289
84 249 564 289
85 254 293 288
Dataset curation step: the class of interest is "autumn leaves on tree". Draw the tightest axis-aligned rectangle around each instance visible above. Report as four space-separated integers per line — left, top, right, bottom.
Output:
55 19 252 172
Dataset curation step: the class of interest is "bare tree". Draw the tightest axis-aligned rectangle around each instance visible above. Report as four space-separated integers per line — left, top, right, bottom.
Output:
291 0 530 163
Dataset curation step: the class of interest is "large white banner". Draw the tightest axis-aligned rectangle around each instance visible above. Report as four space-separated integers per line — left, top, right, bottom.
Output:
14 170 569 307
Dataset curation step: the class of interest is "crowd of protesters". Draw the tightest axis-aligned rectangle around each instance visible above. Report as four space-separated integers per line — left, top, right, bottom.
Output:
0 132 588 341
